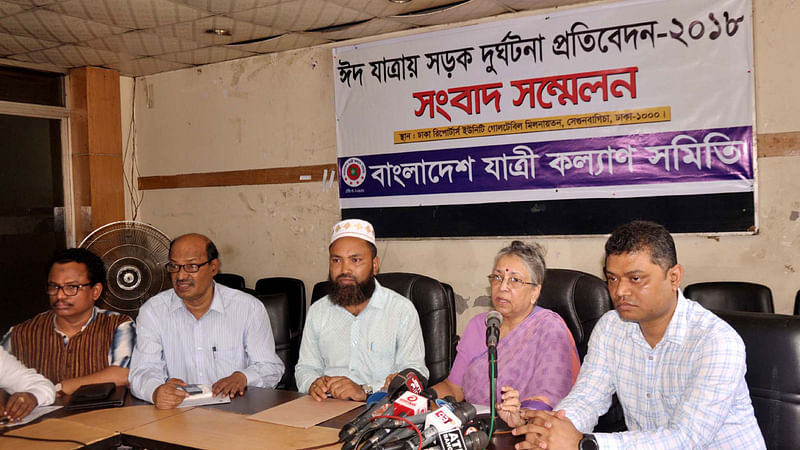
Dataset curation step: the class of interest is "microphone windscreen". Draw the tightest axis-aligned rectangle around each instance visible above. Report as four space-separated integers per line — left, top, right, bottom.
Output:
465 431 489 450
366 391 388 406
485 310 503 328
386 372 410 395
398 367 429 388
420 388 438 400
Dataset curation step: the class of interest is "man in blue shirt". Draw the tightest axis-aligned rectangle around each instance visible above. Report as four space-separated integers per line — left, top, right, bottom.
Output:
129 234 284 409
512 220 764 450
295 219 428 401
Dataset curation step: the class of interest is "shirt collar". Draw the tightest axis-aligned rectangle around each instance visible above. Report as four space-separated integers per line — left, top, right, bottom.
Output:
626 289 688 346
329 279 387 314
366 280 387 310
169 282 224 315
660 289 689 346
52 305 98 336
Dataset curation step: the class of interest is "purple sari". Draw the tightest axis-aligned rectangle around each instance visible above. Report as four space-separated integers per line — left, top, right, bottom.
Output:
448 306 580 409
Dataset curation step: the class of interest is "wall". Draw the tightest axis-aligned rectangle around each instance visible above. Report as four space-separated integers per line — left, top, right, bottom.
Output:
129 0 800 331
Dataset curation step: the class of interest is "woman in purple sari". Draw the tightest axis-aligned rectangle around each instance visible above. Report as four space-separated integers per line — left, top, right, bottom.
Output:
431 241 580 425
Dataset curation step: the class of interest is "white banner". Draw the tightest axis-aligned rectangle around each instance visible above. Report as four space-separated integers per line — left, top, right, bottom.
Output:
333 0 755 209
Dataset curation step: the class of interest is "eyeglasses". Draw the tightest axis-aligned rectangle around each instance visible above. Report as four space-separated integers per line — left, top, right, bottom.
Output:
47 283 93 296
165 261 211 273
487 274 537 290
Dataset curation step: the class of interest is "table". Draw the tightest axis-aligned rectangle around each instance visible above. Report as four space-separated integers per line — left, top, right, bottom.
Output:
0 387 521 449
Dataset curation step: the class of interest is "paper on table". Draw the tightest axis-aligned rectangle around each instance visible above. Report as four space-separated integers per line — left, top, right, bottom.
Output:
178 385 231 408
247 395 362 429
0 405 62 428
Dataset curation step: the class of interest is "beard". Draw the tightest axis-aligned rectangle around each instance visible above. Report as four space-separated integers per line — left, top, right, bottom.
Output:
328 273 376 307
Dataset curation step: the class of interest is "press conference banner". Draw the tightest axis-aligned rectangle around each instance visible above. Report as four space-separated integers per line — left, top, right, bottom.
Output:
333 0 754 210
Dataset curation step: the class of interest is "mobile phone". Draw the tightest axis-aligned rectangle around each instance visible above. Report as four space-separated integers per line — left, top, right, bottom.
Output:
180 384 203 395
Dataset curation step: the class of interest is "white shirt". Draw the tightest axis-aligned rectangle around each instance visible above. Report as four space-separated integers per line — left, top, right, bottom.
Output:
0 347 55 406
557 291 765 449
295 280 428 392
129 283 284 403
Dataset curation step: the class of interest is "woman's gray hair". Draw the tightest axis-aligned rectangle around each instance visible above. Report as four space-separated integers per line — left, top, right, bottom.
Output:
493 240 547 285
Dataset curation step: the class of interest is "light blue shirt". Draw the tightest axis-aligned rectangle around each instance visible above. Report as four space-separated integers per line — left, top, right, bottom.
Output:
557 290 765 449
129 283 284 403
295 280 428 393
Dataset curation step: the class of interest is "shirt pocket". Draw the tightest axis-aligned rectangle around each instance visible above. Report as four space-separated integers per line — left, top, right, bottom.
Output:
212 345 245 373
365 341 395 377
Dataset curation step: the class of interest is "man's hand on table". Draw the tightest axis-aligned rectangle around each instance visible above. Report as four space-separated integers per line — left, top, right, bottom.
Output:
309 376 366 402
0 392 37 423
213 372 247 398
512 409 582 450
152 378 189 409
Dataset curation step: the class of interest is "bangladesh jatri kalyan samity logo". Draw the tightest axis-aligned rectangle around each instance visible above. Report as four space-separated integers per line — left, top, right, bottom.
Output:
341 157 367 187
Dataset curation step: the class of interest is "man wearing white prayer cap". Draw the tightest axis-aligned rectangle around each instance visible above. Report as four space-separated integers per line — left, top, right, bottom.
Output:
295 219 428 401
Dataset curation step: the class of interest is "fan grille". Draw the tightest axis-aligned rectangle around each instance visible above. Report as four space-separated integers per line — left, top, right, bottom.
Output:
79 221 170 315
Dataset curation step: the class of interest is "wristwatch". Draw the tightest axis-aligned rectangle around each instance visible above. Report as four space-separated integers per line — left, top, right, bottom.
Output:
361 384 374 396
579 434 599 450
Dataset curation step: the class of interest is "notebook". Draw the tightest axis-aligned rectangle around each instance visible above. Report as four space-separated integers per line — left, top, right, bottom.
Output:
64 383 127 411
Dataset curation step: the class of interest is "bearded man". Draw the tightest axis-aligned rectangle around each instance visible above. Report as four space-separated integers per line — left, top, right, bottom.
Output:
295 219 428 401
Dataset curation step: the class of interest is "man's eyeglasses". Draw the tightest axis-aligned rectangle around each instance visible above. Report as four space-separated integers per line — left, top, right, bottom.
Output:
165 261 211 273
487 274 538 290
46 283 93 296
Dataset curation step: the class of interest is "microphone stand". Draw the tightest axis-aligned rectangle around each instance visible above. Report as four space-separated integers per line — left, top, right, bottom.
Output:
488 344 498 442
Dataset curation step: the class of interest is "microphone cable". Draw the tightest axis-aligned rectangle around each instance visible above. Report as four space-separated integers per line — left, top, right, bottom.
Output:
488 349 497 442
368 415 423 450
0 432 87 447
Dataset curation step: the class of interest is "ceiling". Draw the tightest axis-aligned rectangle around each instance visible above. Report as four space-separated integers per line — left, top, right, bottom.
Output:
0 0 589 77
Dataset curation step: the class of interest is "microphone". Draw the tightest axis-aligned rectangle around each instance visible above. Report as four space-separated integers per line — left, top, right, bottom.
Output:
364 390 445 449
376 402 477 450
365 391 388 406
358 391 429 450
485 310 503 349
427 430 489 450
338 369 427 442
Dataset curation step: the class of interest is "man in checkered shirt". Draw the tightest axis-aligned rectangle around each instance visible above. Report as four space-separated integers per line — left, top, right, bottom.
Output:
512 220 765 450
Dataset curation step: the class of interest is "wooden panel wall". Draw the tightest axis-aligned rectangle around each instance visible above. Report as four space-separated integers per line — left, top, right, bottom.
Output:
69 67 125 242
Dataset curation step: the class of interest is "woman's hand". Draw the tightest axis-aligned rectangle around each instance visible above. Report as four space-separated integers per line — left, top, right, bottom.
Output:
497 385 525 427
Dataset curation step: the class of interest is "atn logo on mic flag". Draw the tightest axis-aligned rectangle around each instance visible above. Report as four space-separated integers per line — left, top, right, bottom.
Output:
438 429 467 450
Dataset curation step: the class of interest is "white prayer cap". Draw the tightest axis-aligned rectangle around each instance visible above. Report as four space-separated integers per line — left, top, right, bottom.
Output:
330 219 376 245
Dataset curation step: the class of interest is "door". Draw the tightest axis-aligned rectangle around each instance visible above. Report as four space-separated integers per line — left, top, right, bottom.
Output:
0 113 67 335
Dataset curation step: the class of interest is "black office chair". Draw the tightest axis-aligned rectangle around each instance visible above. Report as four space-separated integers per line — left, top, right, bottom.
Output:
794 290 800 315
536 268 624 433
214 273 246 291
256 292 296 391
683 282 774 313
310 273 457 385
440 282 459 364
311 281 327 305
254 277 307 338
715 310 800 450
537 268 614 362
255 277 307 390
